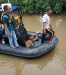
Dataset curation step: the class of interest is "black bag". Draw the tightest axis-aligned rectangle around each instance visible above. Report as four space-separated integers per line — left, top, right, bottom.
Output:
14 25 28 46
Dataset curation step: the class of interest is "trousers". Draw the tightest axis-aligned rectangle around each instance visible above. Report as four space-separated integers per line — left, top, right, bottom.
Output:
41 28 54 43
5 30 19 47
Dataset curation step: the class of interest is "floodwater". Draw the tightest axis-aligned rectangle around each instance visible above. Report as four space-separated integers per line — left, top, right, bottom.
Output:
0 14 66 75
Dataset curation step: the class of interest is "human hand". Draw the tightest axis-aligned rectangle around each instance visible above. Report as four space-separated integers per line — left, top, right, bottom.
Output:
11 14 13 17
8 33 12 37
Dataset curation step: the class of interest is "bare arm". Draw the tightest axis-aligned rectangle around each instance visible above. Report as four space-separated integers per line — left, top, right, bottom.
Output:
50 23 52 30
4 24 11 37
43 22 45 30
31 30 41 37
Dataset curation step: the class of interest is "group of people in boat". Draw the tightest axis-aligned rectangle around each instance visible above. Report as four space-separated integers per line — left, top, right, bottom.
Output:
0 5 54 49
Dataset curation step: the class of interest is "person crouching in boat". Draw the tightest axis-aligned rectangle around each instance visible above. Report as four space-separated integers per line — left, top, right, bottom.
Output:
41 7 54 44
2 5 21 49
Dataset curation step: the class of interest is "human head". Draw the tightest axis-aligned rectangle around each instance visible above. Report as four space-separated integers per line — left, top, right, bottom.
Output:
4 5 11 14
46 7 51 15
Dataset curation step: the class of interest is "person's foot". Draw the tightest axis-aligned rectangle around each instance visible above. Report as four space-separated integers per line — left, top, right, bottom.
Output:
47 41 53 44
18 46 21 47
12 46 16 49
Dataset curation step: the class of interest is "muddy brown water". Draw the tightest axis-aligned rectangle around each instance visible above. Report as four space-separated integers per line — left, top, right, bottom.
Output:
0 14 66 75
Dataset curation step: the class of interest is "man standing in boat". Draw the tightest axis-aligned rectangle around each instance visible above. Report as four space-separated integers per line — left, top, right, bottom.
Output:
2 5 21 49
42 7 54 44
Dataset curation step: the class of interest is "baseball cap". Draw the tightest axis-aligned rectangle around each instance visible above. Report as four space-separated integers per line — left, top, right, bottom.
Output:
46 7 51 13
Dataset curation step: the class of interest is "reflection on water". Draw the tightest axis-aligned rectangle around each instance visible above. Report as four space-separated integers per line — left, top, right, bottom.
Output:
0 14 66 75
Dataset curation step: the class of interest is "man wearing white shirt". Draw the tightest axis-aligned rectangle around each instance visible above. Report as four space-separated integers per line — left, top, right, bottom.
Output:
42 7 54 44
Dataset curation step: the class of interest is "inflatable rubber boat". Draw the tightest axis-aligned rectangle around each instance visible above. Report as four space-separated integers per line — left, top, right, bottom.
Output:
0 5 59 58
0 25 59 58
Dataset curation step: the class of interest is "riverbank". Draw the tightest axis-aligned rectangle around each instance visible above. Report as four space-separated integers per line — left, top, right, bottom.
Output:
14 10 66 16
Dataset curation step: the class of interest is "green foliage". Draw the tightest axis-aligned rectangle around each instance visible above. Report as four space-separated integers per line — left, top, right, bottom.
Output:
0 0 66 14
0 0 8 4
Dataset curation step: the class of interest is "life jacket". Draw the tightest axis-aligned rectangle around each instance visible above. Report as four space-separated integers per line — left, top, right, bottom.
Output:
2 13 13 26
1 13 14 32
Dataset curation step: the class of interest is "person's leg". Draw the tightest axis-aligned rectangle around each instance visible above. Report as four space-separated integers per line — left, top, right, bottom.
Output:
46 28 54 43
48 29 54 41
12 30 21 47
30 36 35 39
5 31 15 48
8 36 15 48
41 30 46 43
30 34 38 40
49 29 55 36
